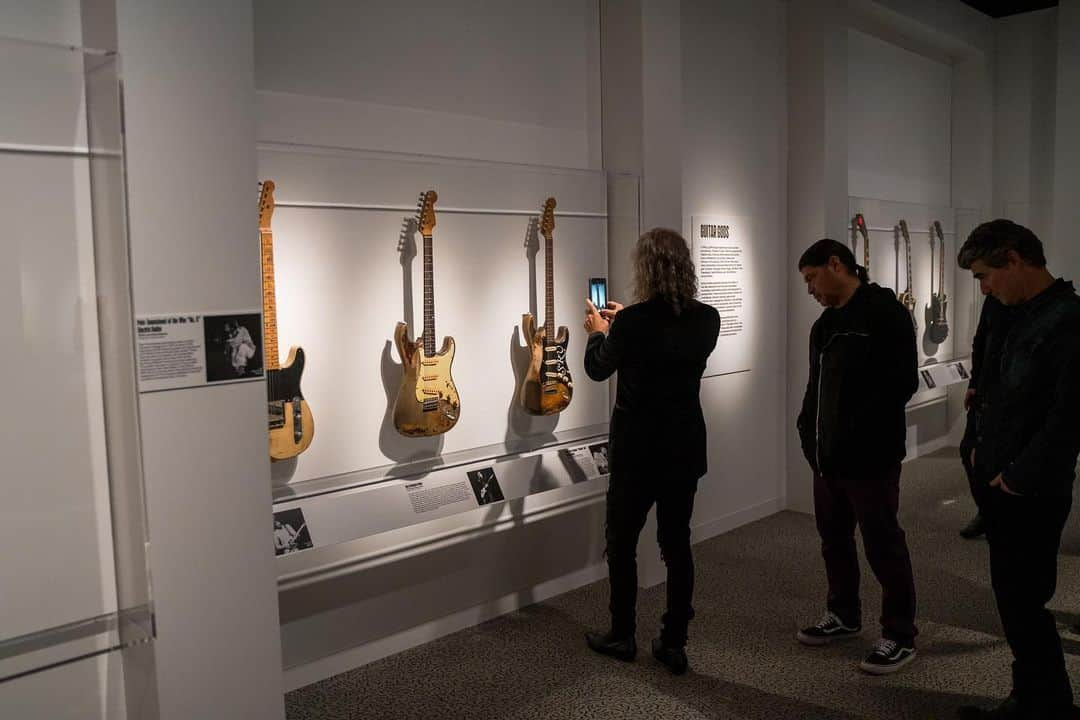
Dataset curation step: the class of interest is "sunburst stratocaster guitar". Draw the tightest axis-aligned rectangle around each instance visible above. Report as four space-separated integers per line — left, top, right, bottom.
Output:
520 197 573 415
896 219 917 332
260 181 315 460
927 220 949 343
393 190 461 436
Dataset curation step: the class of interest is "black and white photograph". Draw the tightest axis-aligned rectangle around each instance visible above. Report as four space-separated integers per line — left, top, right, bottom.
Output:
467 467 504 506
205 312 263 382
273 508 313 556
920 369 937 389
588 442 610 476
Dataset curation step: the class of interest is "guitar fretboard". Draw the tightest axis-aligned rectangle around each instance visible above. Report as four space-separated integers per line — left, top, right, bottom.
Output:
423 232 436 356
544 230 555 340
260 229 280 371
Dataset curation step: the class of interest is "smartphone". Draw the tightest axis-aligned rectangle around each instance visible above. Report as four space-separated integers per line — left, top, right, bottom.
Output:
588 277 607 311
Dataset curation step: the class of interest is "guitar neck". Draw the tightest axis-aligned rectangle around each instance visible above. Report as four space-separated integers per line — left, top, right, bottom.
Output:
260 229 280 370
544 231 555 339
423 232 436 356
938 227 946 295
906 239 913 294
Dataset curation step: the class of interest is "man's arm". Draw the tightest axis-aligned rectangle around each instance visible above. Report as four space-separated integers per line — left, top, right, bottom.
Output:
796 321 820 470
584 314 626 381
1000 338 1080 495
881 300 919 405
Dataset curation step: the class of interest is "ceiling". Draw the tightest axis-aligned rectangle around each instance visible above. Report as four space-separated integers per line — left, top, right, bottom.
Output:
959 0 1058 18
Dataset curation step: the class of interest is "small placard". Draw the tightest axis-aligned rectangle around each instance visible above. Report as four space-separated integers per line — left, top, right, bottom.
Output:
916 358 973 393
467 467 504 505
273 508 313 556
136 311 263 393
406 480 472 514
691 215 753 378
565 442 611 480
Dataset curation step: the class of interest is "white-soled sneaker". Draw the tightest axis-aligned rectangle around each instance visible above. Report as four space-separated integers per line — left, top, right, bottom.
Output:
796 611 862 646
858 638 916 675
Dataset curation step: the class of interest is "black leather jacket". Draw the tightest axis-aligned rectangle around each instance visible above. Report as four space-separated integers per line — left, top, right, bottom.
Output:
797 282 918 475
968 279 1080 496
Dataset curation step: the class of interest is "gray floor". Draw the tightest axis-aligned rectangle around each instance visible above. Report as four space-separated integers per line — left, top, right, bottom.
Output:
285 448 1080 719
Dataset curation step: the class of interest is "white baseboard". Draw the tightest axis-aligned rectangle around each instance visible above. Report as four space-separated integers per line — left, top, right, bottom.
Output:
691 497 785 545
283 562 608 692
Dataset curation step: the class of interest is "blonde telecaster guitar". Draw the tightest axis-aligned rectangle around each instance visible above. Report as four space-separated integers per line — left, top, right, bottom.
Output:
520 197 573 415
260 181 315 460
393 190 461 436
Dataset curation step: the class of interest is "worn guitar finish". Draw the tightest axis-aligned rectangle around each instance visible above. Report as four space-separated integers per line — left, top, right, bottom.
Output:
260 180 315 460
852 213 870 280
928 220 949 343
521 198 573 415
896 219 918 332
393 190 461 437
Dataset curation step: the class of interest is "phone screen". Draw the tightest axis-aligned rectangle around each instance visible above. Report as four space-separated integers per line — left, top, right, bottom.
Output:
589 277 607 310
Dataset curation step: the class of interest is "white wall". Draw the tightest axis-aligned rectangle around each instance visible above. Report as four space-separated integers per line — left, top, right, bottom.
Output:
1051 0 1080 279
115 1 284 718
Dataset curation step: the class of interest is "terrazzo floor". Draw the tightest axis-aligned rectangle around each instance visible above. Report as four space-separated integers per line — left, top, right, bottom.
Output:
285 448 1080 719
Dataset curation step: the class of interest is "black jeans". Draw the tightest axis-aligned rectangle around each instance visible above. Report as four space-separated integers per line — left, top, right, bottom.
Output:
605 474 698 647
976 483 1074 709
813 463 918 645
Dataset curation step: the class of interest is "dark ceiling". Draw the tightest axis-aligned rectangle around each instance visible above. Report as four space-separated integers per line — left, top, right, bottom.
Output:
960 0 1058 18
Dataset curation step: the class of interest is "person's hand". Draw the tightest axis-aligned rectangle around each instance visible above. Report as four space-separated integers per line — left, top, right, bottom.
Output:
599 300 624 321
990 473 1020 495
964 388 976 411
584 299 609 335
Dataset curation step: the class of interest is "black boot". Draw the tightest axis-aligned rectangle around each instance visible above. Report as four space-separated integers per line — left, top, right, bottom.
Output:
585 630 636 662
651 637 688 675
960 512 986 539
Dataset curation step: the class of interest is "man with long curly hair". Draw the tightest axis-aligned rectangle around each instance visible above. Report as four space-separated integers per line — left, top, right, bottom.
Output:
581 228 720 675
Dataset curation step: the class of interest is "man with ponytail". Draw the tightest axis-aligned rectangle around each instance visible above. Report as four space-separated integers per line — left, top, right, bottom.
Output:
795 239 920 675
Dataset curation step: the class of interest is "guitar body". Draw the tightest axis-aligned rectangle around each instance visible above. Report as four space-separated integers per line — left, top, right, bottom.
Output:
393 321 461 436
929 295 949 343
519 313 573 416
899 292 918 333
267 346 315 460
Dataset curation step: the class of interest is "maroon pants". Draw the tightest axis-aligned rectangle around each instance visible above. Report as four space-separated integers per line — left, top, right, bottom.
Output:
813 463 918 644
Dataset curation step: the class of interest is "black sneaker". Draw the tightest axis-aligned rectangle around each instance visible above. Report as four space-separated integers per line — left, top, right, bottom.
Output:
858 638 916 675
960 513 986 539
796 611 862 646
585 630 636 662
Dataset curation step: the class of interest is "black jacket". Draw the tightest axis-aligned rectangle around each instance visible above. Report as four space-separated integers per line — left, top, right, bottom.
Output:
797 282 918 475
584 298 720 481
960 296 1016 455
968 279 1080 496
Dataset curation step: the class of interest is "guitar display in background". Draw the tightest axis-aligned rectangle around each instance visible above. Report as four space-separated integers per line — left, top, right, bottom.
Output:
896 220 917 332
927 220 949 343
260 180 316 460
393 190 461 437
852 213 871 280
520 197 573 416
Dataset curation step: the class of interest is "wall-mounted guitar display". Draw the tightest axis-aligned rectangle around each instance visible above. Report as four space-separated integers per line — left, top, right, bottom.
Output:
393 190 462 437
520 197 573 415
852 213 870 280
260 180 316 460
927 220 949 343
896 219 917 332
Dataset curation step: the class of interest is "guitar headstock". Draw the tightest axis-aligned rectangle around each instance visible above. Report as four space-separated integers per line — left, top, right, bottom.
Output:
932 220 944 242
419 190 438 237
540 197 556 239
258 180 275 231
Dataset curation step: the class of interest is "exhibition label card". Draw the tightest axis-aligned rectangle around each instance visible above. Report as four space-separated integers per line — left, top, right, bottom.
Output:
691 216 753 377
135 311 264 393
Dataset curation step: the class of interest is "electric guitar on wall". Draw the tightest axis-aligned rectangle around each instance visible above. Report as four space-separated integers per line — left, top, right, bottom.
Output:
260 181 315 460
927 220 949 343
852 213 871 280
520 197 573 415
896 219 918 332
393 190 461 437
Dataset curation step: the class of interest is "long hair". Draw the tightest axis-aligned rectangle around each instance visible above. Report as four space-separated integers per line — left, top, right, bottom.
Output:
798 238 869 283
632 228 698 315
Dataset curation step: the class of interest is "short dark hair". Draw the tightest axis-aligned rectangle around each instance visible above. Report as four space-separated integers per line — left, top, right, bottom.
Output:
798 238 868 282
957 219 1046 269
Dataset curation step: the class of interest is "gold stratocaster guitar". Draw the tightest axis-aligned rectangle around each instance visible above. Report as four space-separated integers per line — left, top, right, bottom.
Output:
520 197 573 415
393 190 461 436
260 181 315 460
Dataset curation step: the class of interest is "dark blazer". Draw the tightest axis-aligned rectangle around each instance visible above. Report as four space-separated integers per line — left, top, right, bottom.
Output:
584 297 720 481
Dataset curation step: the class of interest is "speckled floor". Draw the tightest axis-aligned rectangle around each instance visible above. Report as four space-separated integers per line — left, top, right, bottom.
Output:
285 448 1080 719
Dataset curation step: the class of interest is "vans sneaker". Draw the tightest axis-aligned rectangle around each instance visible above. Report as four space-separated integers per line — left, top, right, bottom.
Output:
796 611 862 646
858 638 916 675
